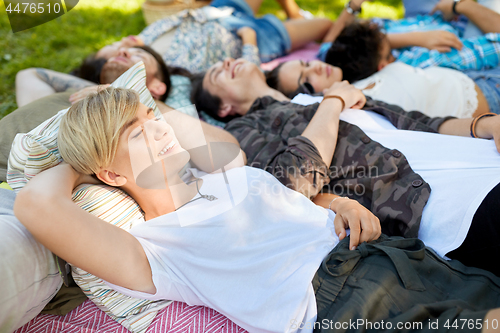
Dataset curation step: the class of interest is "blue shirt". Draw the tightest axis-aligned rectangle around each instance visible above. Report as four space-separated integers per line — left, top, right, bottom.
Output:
318 14 500 71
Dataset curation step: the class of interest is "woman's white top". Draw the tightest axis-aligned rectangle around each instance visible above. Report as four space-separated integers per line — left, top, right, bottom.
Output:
353 62 478 118
108 166 339 333
293 94 500 257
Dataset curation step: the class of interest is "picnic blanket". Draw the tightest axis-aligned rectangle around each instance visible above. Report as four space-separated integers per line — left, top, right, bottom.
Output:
15 299 247 333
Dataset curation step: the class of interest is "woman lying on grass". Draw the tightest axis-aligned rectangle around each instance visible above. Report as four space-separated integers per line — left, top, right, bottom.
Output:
14 87 500 333
266 55 500 118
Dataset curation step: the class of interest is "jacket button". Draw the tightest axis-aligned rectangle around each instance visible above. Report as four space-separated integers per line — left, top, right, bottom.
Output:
361 136 371 144
412 179 423 187
392 149 401 158
273 118 282 126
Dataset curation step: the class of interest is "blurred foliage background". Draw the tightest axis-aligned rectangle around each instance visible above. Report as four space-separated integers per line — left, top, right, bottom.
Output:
0 0 403 119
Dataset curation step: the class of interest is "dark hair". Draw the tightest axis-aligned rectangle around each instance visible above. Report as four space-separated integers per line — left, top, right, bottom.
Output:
265 62 315 98
73 45 191 101
71 54 107 84
190 72 238 123
325 21 385 82
265 63 284 92
136 45 171 101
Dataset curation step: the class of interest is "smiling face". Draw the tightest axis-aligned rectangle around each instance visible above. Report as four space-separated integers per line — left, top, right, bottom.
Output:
277 60 343 96
202 58 268 116
100 47 160 84
59 87 188 196
96 36 142 60
112 103 189 189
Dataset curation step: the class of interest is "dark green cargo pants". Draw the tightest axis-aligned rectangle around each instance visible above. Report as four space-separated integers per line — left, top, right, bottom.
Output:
313 235 500 332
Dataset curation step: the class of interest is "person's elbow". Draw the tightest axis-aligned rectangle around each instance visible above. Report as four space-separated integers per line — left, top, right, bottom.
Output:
14 186 55 229
15 68 36 101
14 187 37 228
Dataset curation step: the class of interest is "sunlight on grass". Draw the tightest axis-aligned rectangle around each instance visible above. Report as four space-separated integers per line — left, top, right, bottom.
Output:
361 2 404 20
74 0 142 13
0 0 145 118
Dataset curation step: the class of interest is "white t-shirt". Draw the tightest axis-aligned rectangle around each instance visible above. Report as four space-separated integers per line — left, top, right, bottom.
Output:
353 62 478 118
108 166 339 333
293 94 500 257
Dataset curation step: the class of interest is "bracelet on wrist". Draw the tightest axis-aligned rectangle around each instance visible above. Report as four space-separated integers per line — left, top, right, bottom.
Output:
470 113 496 138
328 196 349 211
345 0 362 16
322 95 346 111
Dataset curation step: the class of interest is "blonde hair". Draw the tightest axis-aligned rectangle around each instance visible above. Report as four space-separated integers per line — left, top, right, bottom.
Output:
58 87 140 175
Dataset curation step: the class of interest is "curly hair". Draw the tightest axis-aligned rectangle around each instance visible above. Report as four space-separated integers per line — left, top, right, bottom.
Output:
325 21 385 83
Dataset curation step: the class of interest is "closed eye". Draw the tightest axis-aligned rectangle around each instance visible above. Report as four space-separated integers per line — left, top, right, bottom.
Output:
131 128 143 139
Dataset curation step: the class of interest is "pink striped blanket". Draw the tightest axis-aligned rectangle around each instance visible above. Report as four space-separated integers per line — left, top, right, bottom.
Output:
15 300 247 333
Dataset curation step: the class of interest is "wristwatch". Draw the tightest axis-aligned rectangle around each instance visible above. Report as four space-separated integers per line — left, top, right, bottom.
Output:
345 1 362 16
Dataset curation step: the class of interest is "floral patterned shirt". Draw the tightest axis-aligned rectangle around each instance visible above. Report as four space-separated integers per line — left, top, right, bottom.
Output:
139 7 260 73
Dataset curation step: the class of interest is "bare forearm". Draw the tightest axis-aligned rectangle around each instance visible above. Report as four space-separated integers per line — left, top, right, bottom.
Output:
438 118 472 136
456 0 500 34
34 68 95 92
323 11 355 43
301 98 343 167
16 68 95 107
439 116 494 139
276 0 302 19
238 28 257 47
16 69 56 107
14 165 154 294
160 107 239 147
312 192 341 208
387 32 423 49
160 106 242 171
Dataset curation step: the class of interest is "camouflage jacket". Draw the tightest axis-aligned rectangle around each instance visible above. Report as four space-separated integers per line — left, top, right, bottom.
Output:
224 97 456 238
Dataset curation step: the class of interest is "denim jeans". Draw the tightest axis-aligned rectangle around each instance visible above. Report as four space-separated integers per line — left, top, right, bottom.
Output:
210 0 291 63
466 67 500 115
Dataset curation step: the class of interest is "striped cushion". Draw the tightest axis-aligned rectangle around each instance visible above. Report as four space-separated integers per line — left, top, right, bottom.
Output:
7 61 161 192
7 62 172 333
71 184 172 333
14 299 247 333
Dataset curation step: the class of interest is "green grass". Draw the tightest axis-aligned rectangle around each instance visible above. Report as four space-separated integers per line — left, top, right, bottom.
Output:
0 0 403 119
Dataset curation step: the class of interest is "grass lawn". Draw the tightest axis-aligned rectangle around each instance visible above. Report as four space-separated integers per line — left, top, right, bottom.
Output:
0 0 403 119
